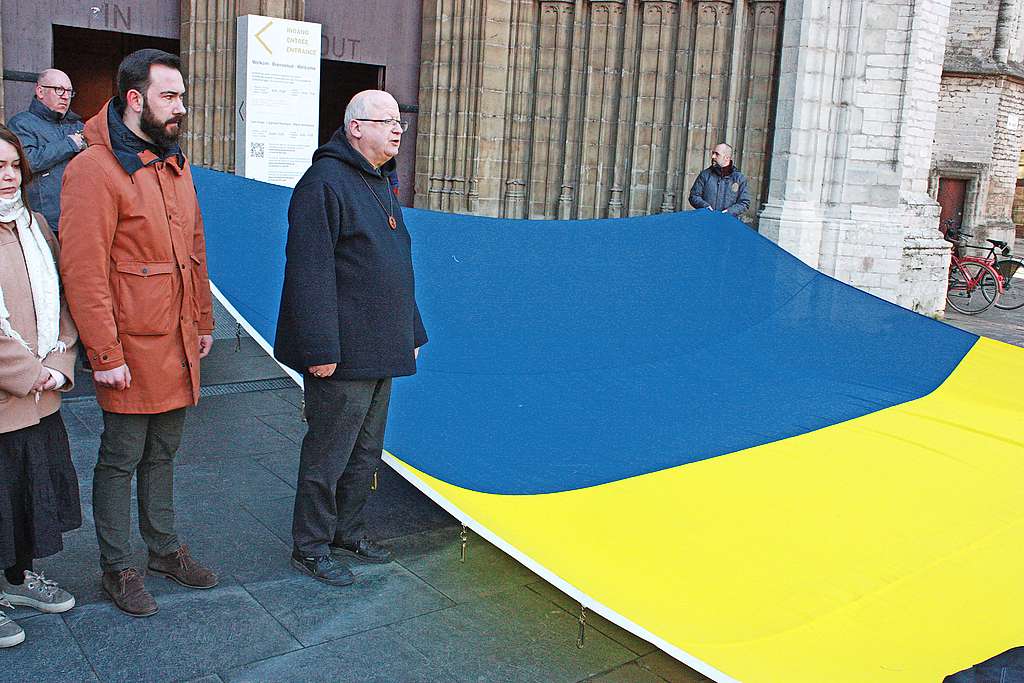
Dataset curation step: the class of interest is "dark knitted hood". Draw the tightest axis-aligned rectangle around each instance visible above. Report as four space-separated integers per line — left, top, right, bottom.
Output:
311 130 397 178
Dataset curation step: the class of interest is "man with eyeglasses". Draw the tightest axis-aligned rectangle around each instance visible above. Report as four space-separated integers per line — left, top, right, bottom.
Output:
276 89 427 586
8 69 86 232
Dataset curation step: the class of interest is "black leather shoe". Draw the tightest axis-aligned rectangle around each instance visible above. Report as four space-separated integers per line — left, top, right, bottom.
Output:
290 550 354 586
329 537 392 564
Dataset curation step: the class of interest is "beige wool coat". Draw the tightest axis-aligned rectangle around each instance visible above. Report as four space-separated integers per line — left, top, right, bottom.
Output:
0 213 78 434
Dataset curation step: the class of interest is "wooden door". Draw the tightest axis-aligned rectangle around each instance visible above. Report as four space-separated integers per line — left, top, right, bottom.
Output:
937 177 967 238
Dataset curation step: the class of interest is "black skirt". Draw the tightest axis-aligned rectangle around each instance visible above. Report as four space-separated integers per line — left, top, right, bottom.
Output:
0 410 82 567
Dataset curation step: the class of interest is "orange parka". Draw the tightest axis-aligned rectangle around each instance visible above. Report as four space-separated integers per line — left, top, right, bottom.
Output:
59 100 214 414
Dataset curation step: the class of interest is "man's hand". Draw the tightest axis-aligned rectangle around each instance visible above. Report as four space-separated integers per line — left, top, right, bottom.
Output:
31 366 52 392
414 347 420 360
308 363 337 379
69 132 85 150
94 364 132 390
198 334 214 359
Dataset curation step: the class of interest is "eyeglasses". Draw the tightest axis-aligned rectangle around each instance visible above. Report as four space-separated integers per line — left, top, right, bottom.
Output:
39 85 75 98
355 118 409 132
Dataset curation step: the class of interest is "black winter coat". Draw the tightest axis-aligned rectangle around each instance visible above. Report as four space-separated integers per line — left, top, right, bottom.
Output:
274 132 427 379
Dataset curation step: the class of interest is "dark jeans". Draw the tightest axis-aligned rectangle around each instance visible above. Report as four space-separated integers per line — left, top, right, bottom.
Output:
93 409 186 572
292 376 392 557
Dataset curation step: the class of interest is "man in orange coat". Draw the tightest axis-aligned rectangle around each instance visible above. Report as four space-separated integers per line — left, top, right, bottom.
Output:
59 49 218 617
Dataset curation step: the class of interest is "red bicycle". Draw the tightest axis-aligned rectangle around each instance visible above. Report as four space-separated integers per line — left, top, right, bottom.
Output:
976 238 1024 310
945 225 1003 315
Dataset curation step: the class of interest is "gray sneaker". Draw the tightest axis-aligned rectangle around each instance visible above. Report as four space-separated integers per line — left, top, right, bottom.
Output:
1 571 75 613
0 600 24 648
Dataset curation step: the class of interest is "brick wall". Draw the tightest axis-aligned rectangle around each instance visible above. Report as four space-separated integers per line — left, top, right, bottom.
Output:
989 79 1024 223
935 76 999 165
945 0 1000 61
932 0 1024 244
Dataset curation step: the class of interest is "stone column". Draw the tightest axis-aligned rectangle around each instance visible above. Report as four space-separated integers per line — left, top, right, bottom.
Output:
755 0 833 267
760 0 954 314
180 0 305 171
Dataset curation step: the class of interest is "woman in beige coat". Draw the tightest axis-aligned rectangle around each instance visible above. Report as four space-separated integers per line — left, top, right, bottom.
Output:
0 124 80 647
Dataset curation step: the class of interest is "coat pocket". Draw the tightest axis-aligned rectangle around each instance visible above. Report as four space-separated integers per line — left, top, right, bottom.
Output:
114 260 176 335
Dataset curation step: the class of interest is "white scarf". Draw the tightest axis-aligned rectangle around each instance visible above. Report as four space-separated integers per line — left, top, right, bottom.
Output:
0 191 63 359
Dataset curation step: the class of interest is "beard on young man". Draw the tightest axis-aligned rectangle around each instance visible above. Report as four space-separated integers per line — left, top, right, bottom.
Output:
139 98 184 149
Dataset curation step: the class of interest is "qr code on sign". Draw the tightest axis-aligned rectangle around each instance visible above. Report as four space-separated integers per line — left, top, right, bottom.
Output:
250 142 265 159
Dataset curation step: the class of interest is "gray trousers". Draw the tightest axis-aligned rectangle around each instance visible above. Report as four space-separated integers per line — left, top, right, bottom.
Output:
93 409 186 572
292 376 391 557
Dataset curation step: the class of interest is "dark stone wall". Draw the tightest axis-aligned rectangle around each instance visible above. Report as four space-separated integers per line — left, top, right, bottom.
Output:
2 0 178 116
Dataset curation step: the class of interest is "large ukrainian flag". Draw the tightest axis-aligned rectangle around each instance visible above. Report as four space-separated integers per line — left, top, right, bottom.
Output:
195 167 1024 683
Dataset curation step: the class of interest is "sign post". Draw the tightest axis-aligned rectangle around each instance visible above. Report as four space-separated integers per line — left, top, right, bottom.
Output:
235 15 321 187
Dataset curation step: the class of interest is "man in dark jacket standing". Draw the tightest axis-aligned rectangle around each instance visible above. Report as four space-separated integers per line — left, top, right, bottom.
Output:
275 90 427 586
8 69 86 231
688 143 751 217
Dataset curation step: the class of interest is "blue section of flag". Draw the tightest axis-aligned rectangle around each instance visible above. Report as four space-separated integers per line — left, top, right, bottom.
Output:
194 167 977 496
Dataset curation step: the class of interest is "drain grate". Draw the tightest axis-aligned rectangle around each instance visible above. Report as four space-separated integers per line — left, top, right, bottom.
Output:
63 377 297 405
200 377 296 397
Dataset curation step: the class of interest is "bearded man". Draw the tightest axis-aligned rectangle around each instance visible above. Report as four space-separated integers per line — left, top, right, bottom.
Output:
59 48 218 617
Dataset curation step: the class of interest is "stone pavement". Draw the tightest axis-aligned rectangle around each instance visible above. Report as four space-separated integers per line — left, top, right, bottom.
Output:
4 298 1022 683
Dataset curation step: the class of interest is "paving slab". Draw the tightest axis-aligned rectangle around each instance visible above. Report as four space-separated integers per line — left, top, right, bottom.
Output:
165 506 293 586
243 469 457 549
362 466 457 541
188 390 298 423
62 401 103 437
242 561 453 647
221 626 446 683
173 454 294 507
270 387 304 408
526 580 656 657
389 584 637 683
242 495 293 546
177 415 295 464
391 526 536 604
253 450 300 490
62 407 98 442
63 586 300 683
199 339 288 386
945 307 1024 347
2 614 98 683
255 412 307 443
586 660 671 683
636 650 715 683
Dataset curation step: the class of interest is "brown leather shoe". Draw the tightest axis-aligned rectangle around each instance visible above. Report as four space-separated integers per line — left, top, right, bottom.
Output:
102 568 158 617
147 544 218 589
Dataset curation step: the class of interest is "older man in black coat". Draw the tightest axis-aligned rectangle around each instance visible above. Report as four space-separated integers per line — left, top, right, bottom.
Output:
275 90 427 586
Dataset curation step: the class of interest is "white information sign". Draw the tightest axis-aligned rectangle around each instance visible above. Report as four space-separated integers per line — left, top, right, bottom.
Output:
236 15 321 187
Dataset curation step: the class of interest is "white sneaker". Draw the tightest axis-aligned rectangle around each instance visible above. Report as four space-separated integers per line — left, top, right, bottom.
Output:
1 571 75 613
0 600 24 648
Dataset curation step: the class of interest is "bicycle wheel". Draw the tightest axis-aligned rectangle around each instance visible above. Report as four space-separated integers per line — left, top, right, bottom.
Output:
947 261 998 314
994 258 1024 310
